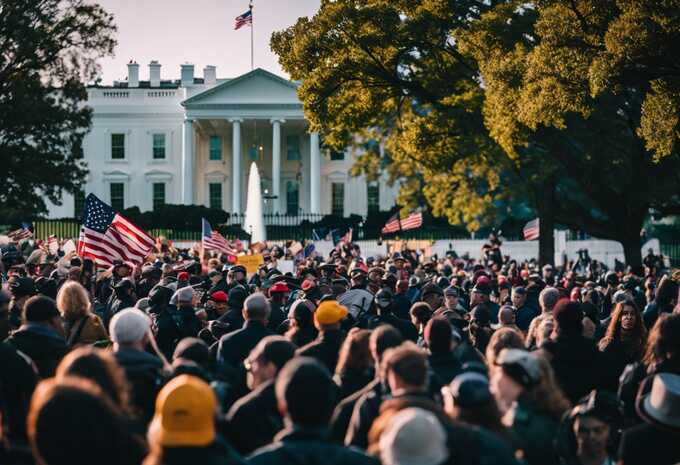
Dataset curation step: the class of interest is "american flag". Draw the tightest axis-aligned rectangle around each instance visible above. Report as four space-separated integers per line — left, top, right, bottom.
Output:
8 223 33 241
77 194 155 267
523 218 540 241
202 218 243 256
235 9 252 30
381 214 401 234
400 212 423 231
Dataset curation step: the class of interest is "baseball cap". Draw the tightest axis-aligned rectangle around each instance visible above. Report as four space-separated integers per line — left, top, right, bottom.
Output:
172 286 195 305
109 308 151 344
209 291 227 303
496 348 541 388
270 282 290 293
444 286 459 297
448 372 492 408
177 271 189 281
314 300 348 325
149 374 217 447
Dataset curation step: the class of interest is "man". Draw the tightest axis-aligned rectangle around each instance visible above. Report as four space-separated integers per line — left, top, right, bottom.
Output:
526 286 560 348
393 279 412 320
469 280 499 324
542 264 556 286
267 282 288 332
350 267 368 290
206 290 228 321
219 285 249 332
108 277 136 320
247 357 378 465
365 289 418 342
296 300 347 373
425 317 462 386
495 305 521 333
148 284 181 362
7 276 34 330
5 295 68 378
110 308 164 423
420 283 445 314
228 265 249 292
512 286 537 332
172 286 203 340
217 292 273 371
226 336 297 454
0 289 12 341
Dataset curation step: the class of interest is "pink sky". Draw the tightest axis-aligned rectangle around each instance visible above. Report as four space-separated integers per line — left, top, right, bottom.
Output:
94 0 320 84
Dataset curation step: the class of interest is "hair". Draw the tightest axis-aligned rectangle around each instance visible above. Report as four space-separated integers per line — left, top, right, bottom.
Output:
485 327 525 368
410 302 432 325
539 287 560 311
28 377 144 465
335 328 372 376
553 300 584 336
524 355 571 420
369 325 404 362
424 317 452 354
381 342 428 389
22 295 59 323
599 301 647 357
285 301 318 347
276 358 335 427
655 277 679 309
643 313 680 366
243 292 271 321
56 281 92 322
450 397 508 439
55 347 132 415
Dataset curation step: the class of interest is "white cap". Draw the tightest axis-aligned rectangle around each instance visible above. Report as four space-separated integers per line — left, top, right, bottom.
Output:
171 286 194 305
379 407 449 465
109 308 151 344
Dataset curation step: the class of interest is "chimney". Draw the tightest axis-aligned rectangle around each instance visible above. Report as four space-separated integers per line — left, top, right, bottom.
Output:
127 61 139 87
181 63 194 87
149 60 161 87
203 65 217 85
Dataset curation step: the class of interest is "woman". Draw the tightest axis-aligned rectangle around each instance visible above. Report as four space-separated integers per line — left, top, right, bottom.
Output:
597 300 647 392
56 281 108 347
642 276 678 329
410 302 433 347
28 377 146 465
491 348 571 465
284 300 318 347
334 328 373 399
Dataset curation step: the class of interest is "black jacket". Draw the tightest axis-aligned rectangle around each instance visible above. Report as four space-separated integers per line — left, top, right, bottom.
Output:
541 334 600 403
176 305 204 339
114 347 164 423
5 323 68 378
218 320 273 369
226 381 283 454
334 367 374 400
247 427 378 465
152 310 182 361
157 440 244 465
429 351 463 386
0 341 38 441
619 421 680 465
364 313 418 342
597 338 642 393
330 379 380 444
296 329 345 373
267 301 286 333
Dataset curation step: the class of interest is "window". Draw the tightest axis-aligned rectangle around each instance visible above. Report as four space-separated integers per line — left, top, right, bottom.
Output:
331 182 344 217
209 136 222 161
74 189 86 218
152 134 165 159
209 183 222 210
367 182 380 214
286 181 299 215
330 149 345 161
111 133 125 159
110 183 124 211
152 183 165 210
286 135 300 160
249 145 260 161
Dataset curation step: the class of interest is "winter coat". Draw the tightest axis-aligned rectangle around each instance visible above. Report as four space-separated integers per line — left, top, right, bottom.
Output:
64 313 108 347
363 313 418 343
217 320 273 369
429 351 463 386
619 421 680 465
152 310 182 361
509 395 561 465
151 440 244 465
114 347 164 423
597 338 643 393
330 379 380 444
267 301 286 332
296 329 345 374
516 304 539 332
5 323 68 378
176 305 203 339
334 367 374 400
226 381 283 454
247 427 378 465
0 341 38 441
541 334 600 403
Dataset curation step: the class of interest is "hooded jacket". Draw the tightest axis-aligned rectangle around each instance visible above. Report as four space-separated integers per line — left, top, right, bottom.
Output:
6 323 68 378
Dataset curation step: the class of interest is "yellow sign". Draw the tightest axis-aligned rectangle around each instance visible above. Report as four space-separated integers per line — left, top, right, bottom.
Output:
237 254 265 274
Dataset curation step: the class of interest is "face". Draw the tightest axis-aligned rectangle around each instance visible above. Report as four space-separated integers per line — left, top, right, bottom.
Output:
471 291 487 306
214 302 227 315
573 416 610 457
445 294 459 309
210 275 221 285
234 271 246 282
620 305 636 331
512 292 526 308
490 369 522 411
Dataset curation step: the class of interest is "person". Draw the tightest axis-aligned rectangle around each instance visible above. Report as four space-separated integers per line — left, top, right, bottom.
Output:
540 300 600 403
267 281 288 331
5 295 68 378
148 285 181 361
217 292 273 371
485 327 525 373
0 340 38 444
110 308 165 424
496 305 521 333
247 357 378 465
7 276 34 329
420 283 445 315
226 336 297 454
491 348 571 465
171 286 203 340
393 279 412 320
145 374 244 465
468 305 494 354
642 276 678 329
27 377 146 465
425 317 462 386
283 299 317 345
526 287 560 349
470 280 500 324
618 373 680 465
378 407 450 465
410 302 433 346
56 280 108 347
296 300 347 373
219 285 249 332
513 286 538 332
108 278 137 318
597 300 647 393
0 288 12 341
334 328 374 400
365 289 418 342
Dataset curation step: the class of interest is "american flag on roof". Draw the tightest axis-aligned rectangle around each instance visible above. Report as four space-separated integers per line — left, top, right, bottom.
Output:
234 9 252 30
77 194 155 268
202 218 243 256
8 222 33 241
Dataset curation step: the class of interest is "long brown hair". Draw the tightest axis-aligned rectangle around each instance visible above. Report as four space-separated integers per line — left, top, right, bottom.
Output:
599 301 647 358
335 328 372 375
525 355 571 420
643 313 680 366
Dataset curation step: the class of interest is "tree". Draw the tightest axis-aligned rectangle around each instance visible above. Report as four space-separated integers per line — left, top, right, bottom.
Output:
0 0 116 221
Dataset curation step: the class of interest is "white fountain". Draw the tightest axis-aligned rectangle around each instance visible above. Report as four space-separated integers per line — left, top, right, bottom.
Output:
243 162 267 244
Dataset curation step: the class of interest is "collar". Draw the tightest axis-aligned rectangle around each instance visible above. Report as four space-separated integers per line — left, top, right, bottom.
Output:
17 322 65 341
273 425 331 443
244 319 267 329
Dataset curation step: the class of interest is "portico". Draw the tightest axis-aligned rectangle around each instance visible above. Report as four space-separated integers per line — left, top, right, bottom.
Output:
181 68 321 214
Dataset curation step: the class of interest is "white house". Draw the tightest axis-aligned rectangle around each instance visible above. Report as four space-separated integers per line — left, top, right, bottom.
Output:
47 61 399 219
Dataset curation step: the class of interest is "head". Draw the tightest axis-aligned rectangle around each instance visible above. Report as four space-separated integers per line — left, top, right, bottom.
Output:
485 327 525 372
242 292 271 323
498 305 516 326
22 295 63 334
539 287 560 313
276 358 336 428
552 299 583 337
381 342 429 394
644 313 680 366
470 285 490 306
511 287 527 308
410 302 432 328
208 291 228 315
379 408 449 465
570 391 622 460
444 286 459 309
424 317 453 355
369 325 404 368
245 336 297 390
336 328 372 376
604 300 646 344
443 373 502 434
109 308 151 352
56 280 91 322
421 285 443 311
313 300 348 331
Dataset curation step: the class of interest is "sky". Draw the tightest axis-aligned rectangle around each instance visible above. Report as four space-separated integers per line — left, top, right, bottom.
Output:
93 0 320 84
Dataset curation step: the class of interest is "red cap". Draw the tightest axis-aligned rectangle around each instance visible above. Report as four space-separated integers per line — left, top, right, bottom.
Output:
497 275 507 285
177 271 189 281
477 275 491 286
301 279 316 291
210 291 228 302
270 282 290 293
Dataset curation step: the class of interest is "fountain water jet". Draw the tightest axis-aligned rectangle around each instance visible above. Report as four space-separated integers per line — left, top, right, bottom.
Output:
243 162 266 244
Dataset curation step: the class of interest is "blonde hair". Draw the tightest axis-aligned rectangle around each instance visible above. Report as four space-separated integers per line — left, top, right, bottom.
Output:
57 281 92 321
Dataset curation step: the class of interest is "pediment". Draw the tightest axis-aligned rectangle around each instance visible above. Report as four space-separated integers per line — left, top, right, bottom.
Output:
183 68 301 107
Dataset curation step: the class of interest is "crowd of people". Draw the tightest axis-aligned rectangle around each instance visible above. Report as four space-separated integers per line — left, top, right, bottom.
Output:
1 238 679 465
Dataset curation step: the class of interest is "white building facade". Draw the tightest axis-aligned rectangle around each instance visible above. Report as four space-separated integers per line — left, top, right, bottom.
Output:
47 62 399 219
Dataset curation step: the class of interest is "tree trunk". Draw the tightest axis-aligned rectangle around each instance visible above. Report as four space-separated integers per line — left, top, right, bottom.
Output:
621 233 643 271
538 209 555 268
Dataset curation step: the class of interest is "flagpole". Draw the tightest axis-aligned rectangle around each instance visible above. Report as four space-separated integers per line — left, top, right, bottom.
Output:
250 1 254 70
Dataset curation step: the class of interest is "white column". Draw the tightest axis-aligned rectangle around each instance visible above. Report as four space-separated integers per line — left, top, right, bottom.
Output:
310 131 321 214
230 118 243 214
181 118 194 204
271 118 285 213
